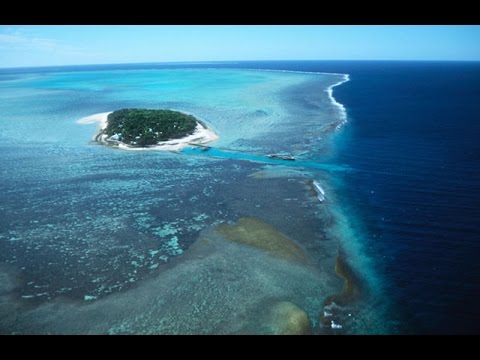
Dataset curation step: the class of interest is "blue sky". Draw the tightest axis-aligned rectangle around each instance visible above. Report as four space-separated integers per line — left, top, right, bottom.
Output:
0 25 479 68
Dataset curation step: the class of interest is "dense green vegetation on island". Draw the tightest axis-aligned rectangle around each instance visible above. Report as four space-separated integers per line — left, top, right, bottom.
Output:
103 109 198 147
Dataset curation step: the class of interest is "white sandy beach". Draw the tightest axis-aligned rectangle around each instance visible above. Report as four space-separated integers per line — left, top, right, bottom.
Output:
77 111 219 151
77 111 112 138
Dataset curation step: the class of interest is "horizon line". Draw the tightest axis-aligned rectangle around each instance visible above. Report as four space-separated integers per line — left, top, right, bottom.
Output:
1 59 479 71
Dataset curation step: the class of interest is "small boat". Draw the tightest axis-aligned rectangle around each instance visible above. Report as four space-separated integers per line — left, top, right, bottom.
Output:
266 154 295 161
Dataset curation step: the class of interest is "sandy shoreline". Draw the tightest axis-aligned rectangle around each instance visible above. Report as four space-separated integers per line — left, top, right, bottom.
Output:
77 111 219 151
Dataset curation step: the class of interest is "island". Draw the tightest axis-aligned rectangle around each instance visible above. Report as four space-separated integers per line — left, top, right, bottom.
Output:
78 108 218 151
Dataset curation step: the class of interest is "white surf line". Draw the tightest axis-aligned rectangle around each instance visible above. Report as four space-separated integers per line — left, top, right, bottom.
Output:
312 180 326 202
326 74 350 130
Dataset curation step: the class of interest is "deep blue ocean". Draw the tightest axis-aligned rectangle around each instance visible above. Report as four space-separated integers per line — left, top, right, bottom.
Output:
333 61 480 335
257 61 480 334
1 60 479 334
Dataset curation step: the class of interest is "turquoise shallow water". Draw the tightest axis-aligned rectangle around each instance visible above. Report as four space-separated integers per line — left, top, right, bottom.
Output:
0 65 391 334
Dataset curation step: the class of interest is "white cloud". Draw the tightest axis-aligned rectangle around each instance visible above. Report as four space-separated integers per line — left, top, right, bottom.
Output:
0 32 59 51
0 28 105 65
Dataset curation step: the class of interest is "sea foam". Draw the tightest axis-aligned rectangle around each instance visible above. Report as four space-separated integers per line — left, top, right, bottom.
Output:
326 74 350 129
313 180 326 202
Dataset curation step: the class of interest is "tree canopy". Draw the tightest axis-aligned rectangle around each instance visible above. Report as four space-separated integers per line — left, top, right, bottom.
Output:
104 109 198 147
